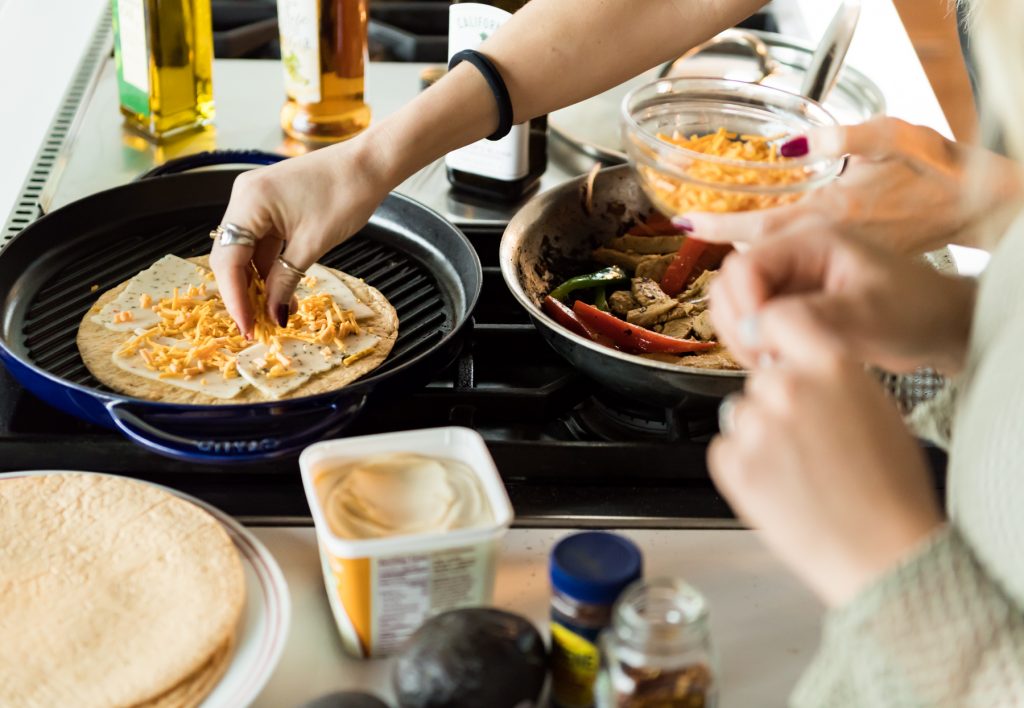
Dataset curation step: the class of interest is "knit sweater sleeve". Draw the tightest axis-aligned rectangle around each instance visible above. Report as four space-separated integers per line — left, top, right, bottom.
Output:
790 524 1024 707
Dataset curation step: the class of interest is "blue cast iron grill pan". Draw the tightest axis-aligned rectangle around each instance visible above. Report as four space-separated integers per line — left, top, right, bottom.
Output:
0 164 481 463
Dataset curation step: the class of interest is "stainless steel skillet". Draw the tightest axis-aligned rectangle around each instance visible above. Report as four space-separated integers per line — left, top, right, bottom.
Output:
500 165 744 409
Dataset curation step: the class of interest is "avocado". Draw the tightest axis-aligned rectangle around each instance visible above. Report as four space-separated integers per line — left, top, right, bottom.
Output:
392 608 548 708
298 691 390 708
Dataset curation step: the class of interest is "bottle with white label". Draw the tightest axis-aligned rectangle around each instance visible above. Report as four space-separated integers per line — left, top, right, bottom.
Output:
111 0 214 141
278 0 372 145
447 1 547 202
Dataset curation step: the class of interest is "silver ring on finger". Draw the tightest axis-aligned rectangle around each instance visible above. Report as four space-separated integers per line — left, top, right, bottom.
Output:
718 392 742 436
210 223 258 248
276 255 306 277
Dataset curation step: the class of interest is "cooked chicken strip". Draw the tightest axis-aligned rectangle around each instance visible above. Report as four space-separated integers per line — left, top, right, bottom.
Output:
631 277 672 306
635 254 674 283
608 290 639 316
691 310 716 341
594 248 645 272
627 299 679 327
607 235 686 255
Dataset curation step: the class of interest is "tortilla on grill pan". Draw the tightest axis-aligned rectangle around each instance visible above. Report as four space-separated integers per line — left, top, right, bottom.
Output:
77 256 398 405
0 473 245 708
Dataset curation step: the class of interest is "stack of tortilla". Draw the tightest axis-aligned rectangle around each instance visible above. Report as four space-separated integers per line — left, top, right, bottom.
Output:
77 255 398 405
0 473 246 708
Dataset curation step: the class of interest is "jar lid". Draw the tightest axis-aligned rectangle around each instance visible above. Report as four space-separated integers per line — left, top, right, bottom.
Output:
550 532 643 605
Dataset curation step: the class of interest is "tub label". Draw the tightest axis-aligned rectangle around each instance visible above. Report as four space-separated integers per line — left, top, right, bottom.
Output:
355 545 494 656
325 543 496 658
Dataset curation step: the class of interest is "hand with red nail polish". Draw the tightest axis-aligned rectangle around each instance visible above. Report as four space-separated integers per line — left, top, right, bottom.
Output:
779 135 808 158
673 117 1024 256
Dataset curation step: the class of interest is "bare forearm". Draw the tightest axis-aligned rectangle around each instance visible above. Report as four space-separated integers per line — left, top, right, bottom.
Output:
358 0 767 191
487 0 766 121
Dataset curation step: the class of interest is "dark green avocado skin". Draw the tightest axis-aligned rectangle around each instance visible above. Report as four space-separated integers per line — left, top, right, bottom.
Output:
298 691 391 708
392 608 549 708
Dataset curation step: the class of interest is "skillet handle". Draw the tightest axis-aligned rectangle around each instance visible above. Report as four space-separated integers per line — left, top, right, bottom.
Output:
135 149 285 181
104 396 366 463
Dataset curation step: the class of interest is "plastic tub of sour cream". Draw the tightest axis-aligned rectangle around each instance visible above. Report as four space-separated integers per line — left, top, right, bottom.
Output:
300 427 514 658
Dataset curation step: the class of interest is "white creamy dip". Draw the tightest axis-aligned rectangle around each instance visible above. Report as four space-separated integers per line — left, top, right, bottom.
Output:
319 453 494 540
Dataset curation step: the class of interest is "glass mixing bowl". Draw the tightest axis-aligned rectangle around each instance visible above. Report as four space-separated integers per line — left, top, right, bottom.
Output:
621 78 843 217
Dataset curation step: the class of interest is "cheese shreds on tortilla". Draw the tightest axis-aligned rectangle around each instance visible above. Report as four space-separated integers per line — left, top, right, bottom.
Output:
93 254 218 331
298 264 376 320
236 332 382 398
0 473 245 708
77 256 398 404
114 337 251 399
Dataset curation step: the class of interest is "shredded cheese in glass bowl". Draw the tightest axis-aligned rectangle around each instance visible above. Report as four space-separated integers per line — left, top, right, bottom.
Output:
621 78 842 218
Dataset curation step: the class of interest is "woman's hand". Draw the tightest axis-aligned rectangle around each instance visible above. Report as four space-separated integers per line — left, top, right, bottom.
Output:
210 138 390 337
708 309 944 607
709 227 977 375
675 118 1023 255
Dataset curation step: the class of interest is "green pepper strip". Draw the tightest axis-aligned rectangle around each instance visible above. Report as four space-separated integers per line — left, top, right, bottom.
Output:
549 266 629 302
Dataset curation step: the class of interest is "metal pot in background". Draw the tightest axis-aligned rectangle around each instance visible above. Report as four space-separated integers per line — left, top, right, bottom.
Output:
549 29 886 173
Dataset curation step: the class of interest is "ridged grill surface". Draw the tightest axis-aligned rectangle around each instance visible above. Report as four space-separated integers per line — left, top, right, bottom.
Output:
21 219 452 392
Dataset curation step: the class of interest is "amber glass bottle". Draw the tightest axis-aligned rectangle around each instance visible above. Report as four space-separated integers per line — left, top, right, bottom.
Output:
447 0 547 202
112 0 214 140
278 0 372 144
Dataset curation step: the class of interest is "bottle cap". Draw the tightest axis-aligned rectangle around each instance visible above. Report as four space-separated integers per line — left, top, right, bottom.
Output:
550 532 643 605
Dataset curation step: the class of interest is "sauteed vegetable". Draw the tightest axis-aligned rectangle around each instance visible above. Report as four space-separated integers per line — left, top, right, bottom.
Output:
543 216 740 370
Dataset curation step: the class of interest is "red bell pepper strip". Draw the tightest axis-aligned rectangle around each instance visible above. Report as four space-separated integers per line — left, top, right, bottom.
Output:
543 296 616 347
660 237 709 296
660 238 732 296
543 296 591 339
572 301 717 354
627 213 677 236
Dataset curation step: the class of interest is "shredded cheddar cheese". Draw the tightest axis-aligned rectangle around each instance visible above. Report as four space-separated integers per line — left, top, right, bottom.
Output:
117 268 363 383
644 128 808 214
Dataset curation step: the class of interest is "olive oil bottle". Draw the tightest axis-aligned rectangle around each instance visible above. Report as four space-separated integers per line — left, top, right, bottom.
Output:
278 0 372 144
111 0 214 141
447 0 547 202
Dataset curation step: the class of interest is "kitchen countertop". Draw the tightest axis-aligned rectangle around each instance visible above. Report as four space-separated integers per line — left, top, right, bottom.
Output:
251 526 824 707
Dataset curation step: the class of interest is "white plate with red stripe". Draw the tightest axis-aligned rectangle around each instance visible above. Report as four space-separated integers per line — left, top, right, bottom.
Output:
2 471 291 708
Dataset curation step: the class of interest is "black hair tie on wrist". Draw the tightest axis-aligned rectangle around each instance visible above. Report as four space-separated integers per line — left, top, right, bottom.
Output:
448 49 514 141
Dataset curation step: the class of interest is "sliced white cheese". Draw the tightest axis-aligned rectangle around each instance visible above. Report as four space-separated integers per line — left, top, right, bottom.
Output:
235 332 381 399
298 264 376 320
93 255 218 331
111 338 249 399
338 332 381 358
235 338 341 398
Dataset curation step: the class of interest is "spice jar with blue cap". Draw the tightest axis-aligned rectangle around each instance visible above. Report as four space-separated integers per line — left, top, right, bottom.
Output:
549 531 644 708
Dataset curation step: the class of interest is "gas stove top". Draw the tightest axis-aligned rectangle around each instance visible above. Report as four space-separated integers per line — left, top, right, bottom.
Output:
0 224 947 527
0 8 945 527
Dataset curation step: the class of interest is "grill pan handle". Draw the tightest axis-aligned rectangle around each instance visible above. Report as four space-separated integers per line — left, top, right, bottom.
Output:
135 150 285 180
104 396 366 462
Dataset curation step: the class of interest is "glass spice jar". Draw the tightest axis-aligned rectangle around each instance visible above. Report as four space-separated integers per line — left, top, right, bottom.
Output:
596 578 718 708
549 532 644 708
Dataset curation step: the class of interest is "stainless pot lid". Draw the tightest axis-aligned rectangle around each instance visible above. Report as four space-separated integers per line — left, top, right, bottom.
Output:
549 29 886 167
